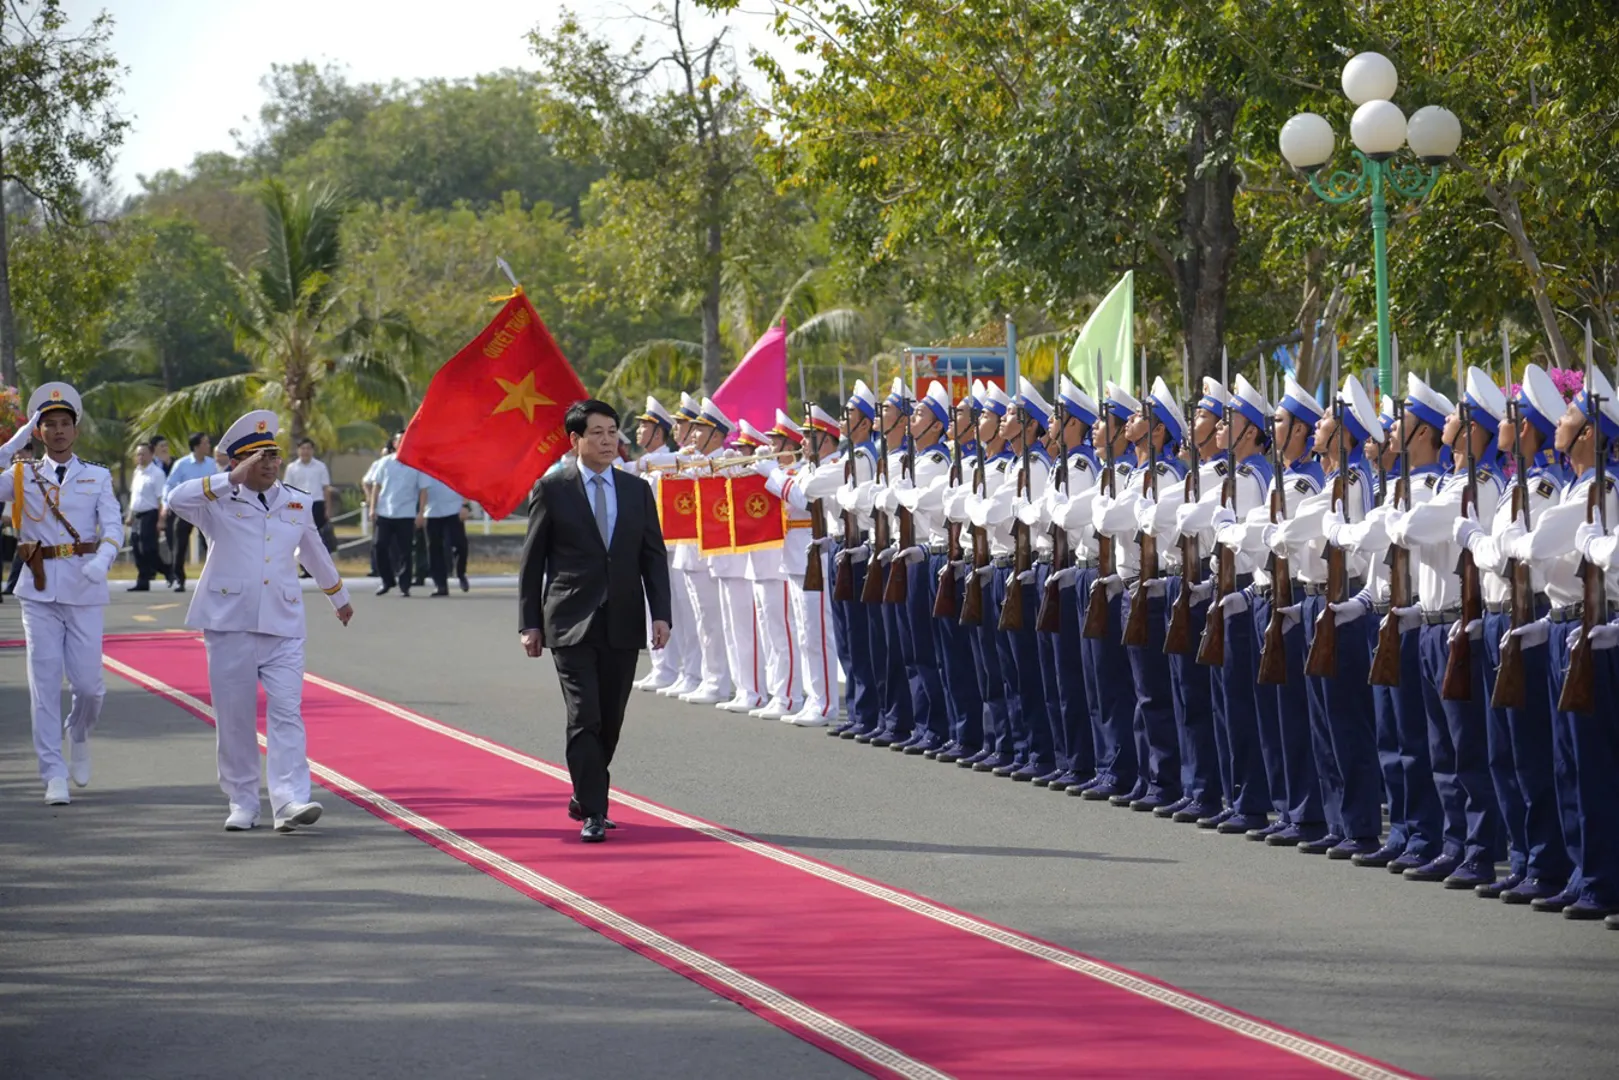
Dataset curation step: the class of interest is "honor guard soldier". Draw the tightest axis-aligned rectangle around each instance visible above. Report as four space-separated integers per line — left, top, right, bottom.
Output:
672 398 736 706
857 378 917 746
656 393 717 700
630 395 692 694
703 405 764 713
741 415 800 720
165 410 353 831
927 382 986 763
1271 374 1385 858
829 379 882 737
1383 373 1505 887
1 383 122 805
1503 366 1619 919
1453 363 1577 902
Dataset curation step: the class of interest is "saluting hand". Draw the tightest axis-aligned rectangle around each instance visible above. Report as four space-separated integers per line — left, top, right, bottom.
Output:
229 449 266 488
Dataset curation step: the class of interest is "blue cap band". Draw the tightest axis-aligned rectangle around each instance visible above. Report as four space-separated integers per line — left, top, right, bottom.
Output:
1406 398 1447 433
1197 395 1226 418
1020 399 1051 431
1464 394 1500 436
1232 397 1268 431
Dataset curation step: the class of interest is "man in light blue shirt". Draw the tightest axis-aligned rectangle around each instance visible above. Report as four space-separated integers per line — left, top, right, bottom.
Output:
422 475 471 595
366 437 428 597
158 432 220 592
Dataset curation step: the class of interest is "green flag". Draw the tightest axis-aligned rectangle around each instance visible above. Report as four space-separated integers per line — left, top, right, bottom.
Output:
1066 270 1134 396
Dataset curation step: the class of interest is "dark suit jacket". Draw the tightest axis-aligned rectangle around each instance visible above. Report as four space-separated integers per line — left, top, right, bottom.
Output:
518 463 672 650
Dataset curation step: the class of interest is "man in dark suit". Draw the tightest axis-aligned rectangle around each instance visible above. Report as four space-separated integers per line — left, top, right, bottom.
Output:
519 400 672 842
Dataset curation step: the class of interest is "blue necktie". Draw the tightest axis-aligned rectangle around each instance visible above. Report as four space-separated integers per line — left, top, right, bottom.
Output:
592 476 610 545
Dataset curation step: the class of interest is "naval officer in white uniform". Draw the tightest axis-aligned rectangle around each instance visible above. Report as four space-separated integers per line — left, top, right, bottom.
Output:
165 409 354 832
0 383 123 805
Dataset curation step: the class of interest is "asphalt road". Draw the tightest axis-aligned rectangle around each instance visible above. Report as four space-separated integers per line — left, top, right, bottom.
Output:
4 586 1618 1080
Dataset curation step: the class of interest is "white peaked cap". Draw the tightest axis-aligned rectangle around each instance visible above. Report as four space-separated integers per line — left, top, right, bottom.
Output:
1281 375 1325 422
1017 375 1054 429
1463 365 1507 431
1340 374 1385 445
1405 373 1454 431
27 381 82 420
1058 376 1098 424
1229 374 1271 429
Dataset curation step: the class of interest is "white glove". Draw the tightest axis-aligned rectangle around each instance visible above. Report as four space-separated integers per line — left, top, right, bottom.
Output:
1452 516 1484 550
1592 623 1619 651
1188 579 1214 605
751 459 777 477
812 535 837 551
1016 568 1037 584
1329 598 1367 626
1277 602 1302 634
1448 618 1484 644
844 543 871 564
1263 522 1285 556
1211 506 1236 530
900 544 927 564
1174 503 1199 535
1505 618 1550 651
876 546 896 564
1391 603 1423 635
1140 577 1167 598
974 564 998 582
1575 521 1604 560
1096 572 1125 599
3 413 38 456
1219 588 1249 616
1046 566 1078 590
80 556 110 585
1016 499 1044 527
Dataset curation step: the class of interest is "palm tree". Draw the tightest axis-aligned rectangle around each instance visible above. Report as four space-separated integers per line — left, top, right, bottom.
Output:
134 180 420 451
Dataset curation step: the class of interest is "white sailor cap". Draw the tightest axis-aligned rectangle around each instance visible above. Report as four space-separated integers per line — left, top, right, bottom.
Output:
984 381 1011 418
1146 376 1185 443
920 380 952 427
693 397 733 434
1379 389 1397 432
638 395 674 432
884 376 914 414
1104 381 1141 423
970 378 987 406
848 379 877 421
1575 366 1619 441
769 409 804 444
1058 376 1098 426
27 381 81 422
221 409 280 458
1229 375 1271 431
1517 364 1562 438
807 405 841 439
1281 375 1325 425
1405 373 1454 432
1340 374 1385 445
1463 365 1506 436
1197 377 1231 419
1015 376 1053 431
676 392 701 421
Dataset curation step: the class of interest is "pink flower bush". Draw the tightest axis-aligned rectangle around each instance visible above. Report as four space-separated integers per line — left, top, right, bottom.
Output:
0 383 24 441
1505 368 1583 403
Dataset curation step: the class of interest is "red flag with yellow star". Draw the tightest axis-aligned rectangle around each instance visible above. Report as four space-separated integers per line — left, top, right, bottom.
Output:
397 290 587 519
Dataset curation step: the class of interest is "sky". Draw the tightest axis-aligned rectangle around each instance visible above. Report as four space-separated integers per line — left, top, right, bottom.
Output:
61 0 799 195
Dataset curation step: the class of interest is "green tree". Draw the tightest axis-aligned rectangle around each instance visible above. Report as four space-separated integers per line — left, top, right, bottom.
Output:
113 216 242 391
0 0 128 385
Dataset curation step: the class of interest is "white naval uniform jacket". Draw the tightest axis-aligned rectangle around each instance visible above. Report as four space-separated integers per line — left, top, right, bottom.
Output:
0 454 123 605
167 477 351 636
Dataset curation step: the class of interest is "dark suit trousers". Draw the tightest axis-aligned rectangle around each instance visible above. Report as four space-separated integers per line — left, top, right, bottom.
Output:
427 514 468 588
375 516 415 591
552 614 639 817
132 509 162 582
168 516 204 585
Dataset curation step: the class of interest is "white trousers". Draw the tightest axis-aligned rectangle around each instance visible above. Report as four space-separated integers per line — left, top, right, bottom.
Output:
681 568 731 696
790 574 839 718
753 578 799 707
648 551 697 684
20 600 105 783
716 576 759 699
203 630 311 814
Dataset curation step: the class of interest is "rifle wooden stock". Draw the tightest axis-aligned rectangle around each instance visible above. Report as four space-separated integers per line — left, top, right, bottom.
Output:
883 506 913 603
832 547 855 601
1164 533 1199 654
1302 544 1343 678
997 520 1031 632
1195 543 1232 666
933 520 961 619
1257 555 1291 685
1559 554 1604 714
1441 502 1482 701
1122 535 1156 647
1492 559 1532 708
1082 531 1114 639
860 549 888 604
1035 525 1069 634
803 499 827 592
960 526 989 626
1369 479 1412 687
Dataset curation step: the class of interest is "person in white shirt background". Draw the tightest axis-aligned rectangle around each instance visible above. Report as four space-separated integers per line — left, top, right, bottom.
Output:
125 440 168 591
366 432 429 597
420 474 472 596
284 438 335 533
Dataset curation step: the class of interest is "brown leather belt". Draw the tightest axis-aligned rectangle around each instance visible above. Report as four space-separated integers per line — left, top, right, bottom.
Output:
15 541 98 591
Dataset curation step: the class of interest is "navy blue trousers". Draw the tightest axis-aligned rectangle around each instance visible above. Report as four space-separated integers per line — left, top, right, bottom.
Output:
1251 594 1319 825
1417 622 1500 864
1211 598 1269 815
1079 572 1137 789
1121 587 1180 801
966 571 1011 757
1042 568 1094 779
1485 624 1572 884
1481 611 1530 876
1547 624 1619 907
874 576 912 739
1302 593 1383 839
903 556 947 745
829 546 879 729
1165 579 1221 806
993 566 1054 771
930 553 983 753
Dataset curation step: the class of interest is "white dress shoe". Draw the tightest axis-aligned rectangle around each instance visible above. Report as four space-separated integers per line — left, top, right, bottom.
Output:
273 801 324 832
44 778 70 805
225 806 259 831
634 672 671 692
679 687 729 705
716 692 758 713
750 699 790 720
786 705 833 727
68 737 91 788
659 677 699 698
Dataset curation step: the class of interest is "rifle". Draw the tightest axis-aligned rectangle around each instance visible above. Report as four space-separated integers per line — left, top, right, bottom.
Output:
1304 344 1346 678
861 394 892 604
1036 388 1070 633
960 399 991 627
1369 337 1410 685
1258 377 1292 685
1494 330 1531 708
1123 351 1158 647
1196 347 1234 665
1085 350 1118 639
1441 334 1481 701
883 372 915 604
935 360 963 619
832 366 860 602
801 357 827 591
998 403 1033 632
1558 323 1606 714
1165 385 1202 654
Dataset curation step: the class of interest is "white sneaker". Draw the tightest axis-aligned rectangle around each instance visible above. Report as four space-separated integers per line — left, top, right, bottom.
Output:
718 692 764 713
659 677 700 698
44 778 70 805
634 672 671 692
68 737 91 788
750 699 791 720
225 806 259 831
786 705 833 727
679 687 729 705
273 801 323 832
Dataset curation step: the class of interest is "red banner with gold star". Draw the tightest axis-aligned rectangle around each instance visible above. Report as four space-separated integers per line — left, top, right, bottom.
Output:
727 474 785 553
696 475 734 555
396 289 587 519
658 476 699 545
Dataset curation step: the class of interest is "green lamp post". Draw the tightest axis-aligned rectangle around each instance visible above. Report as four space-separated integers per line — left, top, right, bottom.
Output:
1279 52 1462 396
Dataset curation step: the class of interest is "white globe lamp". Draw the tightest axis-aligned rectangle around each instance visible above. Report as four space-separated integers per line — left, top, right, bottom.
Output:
1279 112 1337 171
1350 99 1408 159
1406 105 1462 163
1342 52 1398 105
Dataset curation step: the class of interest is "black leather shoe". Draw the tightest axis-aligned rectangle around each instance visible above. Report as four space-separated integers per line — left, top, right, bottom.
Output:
459 575 470 592
581 816 607 843
568 799 616 829
375 585 392 596
429 587 450 597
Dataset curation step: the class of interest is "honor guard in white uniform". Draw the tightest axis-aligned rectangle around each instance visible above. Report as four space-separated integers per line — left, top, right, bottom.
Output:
165 410 354 832
730 418 794 717
629 396 693 693
675 398 739 706
652 393 710 698
0 383 122 805
762 406 844 726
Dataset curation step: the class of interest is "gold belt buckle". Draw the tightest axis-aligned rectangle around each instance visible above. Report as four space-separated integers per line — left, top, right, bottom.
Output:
54 543 74 559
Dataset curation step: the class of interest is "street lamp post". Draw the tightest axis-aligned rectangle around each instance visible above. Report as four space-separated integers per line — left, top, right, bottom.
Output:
1279 52 1462 396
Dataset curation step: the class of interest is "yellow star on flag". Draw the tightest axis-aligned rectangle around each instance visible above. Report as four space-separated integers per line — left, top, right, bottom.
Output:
491 371 554 423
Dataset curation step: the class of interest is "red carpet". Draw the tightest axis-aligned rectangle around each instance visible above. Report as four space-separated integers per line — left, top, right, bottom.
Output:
103 632 1419 1080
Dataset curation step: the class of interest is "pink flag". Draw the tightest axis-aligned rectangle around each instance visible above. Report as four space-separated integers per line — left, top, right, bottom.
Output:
712 321 788 443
